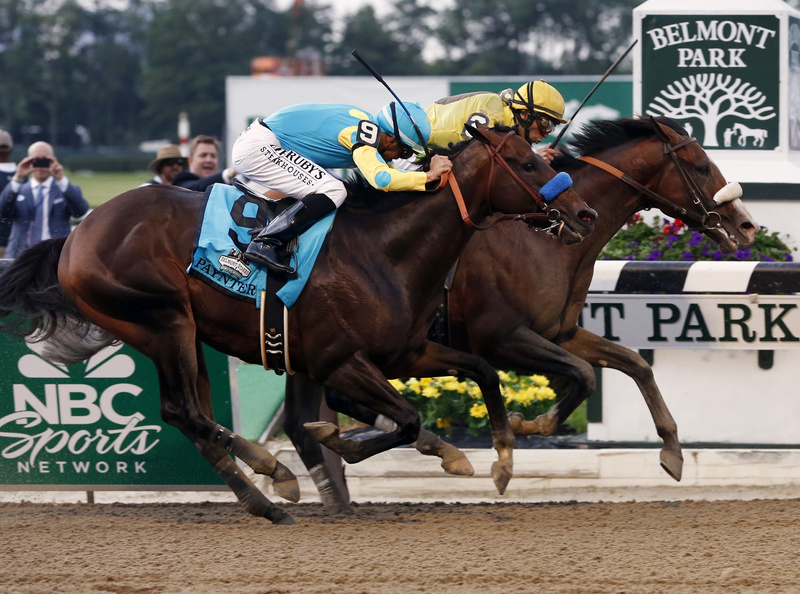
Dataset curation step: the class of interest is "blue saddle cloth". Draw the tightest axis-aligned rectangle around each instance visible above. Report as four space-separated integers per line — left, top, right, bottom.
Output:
188 184 334 309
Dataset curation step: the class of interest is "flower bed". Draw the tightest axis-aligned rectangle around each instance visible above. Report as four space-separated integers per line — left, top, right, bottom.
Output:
599 214 793 262
390 372 559 437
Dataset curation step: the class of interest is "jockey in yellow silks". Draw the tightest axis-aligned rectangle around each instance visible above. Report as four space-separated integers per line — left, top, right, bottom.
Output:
425 80 567 163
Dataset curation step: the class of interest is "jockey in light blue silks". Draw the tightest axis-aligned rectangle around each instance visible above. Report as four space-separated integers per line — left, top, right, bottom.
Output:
232 101 452 274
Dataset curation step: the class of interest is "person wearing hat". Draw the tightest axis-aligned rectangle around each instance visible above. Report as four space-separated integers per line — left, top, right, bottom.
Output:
425 80 567 163
0 130 17 253
141 144 187 186
172 135 237 192
0 140 88 258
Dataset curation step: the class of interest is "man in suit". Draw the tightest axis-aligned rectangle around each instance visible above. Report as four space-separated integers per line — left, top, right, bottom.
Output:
0 140 89 258
172 135 236 192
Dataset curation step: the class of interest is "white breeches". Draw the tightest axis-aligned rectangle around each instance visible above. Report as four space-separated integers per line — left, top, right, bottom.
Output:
231 121 347 206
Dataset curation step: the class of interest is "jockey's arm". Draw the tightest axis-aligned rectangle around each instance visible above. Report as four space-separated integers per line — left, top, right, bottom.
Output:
351 145 429 192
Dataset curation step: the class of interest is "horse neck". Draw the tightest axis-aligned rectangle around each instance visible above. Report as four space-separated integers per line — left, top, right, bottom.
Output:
571 143 655 260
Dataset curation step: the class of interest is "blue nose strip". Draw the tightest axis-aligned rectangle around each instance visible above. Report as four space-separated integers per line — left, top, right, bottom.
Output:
539 172 573 202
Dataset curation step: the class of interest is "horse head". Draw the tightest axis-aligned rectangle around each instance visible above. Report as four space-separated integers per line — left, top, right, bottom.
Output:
460 124 596 245
648 116 757 252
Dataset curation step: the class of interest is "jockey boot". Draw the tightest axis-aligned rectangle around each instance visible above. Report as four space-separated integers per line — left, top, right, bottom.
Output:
245 193 337 274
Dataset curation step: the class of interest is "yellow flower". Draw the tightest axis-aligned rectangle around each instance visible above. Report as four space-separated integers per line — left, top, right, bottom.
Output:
436 417 451 428
530 374 550 387
469 403 488 418
389 379 405 391
441 379 461 393
538 386 557 400
468 384 483 399
422 385 441 398
498 370 513 383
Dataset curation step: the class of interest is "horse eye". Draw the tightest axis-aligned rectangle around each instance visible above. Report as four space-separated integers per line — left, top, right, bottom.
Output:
697 164 711 175
523 161 536 172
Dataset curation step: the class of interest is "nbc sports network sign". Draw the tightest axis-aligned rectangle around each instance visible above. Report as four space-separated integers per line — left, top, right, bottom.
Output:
0 334 233 489
641 14 780 150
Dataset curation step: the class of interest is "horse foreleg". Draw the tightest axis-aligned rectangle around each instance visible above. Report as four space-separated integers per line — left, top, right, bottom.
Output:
476 325 594 438
304 352 421 463
398 341 513 495
558 327 682 481
324 388 474 477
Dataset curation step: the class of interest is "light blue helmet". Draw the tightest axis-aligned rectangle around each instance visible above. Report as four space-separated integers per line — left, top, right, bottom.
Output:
375 101 431 155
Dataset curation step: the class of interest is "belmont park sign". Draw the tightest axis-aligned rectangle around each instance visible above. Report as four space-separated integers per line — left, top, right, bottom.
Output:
640 12 780 150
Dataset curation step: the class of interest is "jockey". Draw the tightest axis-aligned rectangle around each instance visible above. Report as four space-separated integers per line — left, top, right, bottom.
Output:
425 80 567 163
232 101 452 274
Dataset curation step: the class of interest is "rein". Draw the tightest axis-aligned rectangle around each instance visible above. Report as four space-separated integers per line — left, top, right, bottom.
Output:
577 134 722 232
446 130 561 231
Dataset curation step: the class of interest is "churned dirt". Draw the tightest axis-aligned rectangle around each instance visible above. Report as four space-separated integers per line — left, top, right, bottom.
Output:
1 498 799 593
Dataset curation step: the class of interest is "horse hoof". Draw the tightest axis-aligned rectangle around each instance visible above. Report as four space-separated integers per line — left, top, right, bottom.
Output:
272 462 301 502
507 412 524 434
304 421 339 442
273 514 298 526
441 450 475 476
660 449 684 482
491 460 513 495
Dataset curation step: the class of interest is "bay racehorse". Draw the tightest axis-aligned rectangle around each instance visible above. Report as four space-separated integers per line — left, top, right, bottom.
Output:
282 116 758 513
0 125 596 524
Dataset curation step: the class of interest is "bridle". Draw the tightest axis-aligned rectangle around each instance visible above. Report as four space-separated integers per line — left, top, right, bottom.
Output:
446 130 566 232
577 119 727 233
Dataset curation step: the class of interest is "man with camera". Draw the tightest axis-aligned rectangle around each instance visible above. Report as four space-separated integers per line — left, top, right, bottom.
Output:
0 141 89 258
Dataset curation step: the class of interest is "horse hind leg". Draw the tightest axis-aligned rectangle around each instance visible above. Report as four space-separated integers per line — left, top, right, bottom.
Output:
147 327 298 523
193 338 300 503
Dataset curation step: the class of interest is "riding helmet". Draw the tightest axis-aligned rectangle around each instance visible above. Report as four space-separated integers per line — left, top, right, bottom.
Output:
505 80 567 123
375 101 431 155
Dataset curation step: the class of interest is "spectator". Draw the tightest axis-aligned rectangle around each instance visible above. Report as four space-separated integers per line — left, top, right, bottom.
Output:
0 130 17 255
141 144 187 186
172 135 236 192
0 141 89 258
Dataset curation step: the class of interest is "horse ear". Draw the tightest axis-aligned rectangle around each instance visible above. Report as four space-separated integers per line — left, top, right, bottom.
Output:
649 115 673 143
465 123 490 144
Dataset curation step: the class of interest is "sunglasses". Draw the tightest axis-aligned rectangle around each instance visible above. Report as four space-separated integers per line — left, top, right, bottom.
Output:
161 158 186 167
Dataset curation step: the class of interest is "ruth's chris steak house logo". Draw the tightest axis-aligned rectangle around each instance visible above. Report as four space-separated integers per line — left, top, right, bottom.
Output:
0 341 162 476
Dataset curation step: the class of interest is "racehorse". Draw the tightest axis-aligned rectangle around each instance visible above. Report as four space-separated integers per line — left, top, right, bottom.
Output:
0 125 596 525
282 116 758 513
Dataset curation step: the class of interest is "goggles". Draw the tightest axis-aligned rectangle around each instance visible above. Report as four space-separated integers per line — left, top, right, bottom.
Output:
161 158 186 167
536 115 557 136
396 142 415 160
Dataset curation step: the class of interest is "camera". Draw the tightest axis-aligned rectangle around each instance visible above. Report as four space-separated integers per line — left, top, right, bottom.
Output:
31 157 52 168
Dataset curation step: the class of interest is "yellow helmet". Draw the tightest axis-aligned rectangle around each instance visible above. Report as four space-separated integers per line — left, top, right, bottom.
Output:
506 80 567 124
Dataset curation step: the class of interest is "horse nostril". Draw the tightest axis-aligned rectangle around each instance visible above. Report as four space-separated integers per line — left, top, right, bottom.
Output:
580 209 597 222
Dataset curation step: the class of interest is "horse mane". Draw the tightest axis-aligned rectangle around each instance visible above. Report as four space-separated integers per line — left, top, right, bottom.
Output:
552 116 688 171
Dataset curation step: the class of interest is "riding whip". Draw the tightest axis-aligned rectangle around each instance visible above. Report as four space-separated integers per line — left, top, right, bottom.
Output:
550 39 638 149
351 49 432 159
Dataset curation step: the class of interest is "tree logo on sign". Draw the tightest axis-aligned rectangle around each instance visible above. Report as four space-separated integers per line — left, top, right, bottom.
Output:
645 73 776 147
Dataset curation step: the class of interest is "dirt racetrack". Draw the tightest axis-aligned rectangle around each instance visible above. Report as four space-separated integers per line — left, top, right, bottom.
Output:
2 498 800 593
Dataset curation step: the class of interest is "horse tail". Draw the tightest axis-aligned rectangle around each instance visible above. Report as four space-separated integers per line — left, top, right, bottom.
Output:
0 237 116 365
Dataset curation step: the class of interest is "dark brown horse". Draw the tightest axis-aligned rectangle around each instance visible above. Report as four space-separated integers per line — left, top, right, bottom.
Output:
283 116 758 513
0 125 596 524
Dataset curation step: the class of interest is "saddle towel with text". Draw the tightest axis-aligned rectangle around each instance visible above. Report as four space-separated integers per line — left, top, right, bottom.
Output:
188 183 334 308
